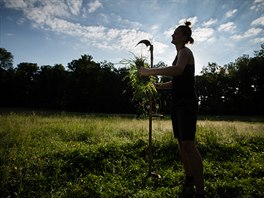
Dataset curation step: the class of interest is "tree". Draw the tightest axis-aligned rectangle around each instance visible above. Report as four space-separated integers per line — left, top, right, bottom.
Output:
196 44 264 115
67 54 100 72
0 48 13 69
254 43 264 58
14 62 39 107
37 64 68 109
66 54 100 111
197 62 227 114
0 45 262 115
0 48 15 106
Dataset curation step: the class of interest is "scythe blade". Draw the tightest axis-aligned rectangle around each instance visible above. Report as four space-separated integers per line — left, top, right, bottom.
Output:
136 39 151 47
136 39 153 68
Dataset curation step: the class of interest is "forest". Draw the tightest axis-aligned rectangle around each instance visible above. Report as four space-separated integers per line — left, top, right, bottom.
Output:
0 44 263 115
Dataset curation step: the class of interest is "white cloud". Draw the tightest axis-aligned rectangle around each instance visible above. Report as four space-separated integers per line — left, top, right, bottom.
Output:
87 0 103 13
153 41 169 55
250 0 264 11
231 28 262 40
225 9 237 18
163 27 175 37
203 18 217 27
178 16 198 27
251 37 264 43
3 0 27 9
41 1 70 18
218 22 236 33
193 27 214 42
251 16 264 26
4 0 82 18
106 29 120 40
25 8 49 27
22 1 71 27
113 14 142 29
245 27 263 36
68 0 83 15
116 29 153 50
163 16 199 38
150 25 159 31
2 0 152 52
164 18 216 43
17 17 26 25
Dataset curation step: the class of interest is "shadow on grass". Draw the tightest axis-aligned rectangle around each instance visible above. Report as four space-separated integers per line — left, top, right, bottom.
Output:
198 114 264 122
1 135 263 197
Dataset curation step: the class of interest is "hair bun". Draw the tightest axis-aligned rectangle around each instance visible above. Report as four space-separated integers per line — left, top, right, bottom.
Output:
185 21 191 27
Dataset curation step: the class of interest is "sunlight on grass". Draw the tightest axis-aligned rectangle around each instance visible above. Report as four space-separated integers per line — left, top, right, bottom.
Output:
0 113 263 197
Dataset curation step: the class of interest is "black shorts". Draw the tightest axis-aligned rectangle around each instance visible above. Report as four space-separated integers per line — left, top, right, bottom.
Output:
171 102 198 141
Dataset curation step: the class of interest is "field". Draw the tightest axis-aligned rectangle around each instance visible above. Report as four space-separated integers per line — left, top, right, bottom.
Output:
0 112 263 197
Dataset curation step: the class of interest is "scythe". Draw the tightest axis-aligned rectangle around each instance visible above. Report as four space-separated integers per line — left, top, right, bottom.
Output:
136 40 161 182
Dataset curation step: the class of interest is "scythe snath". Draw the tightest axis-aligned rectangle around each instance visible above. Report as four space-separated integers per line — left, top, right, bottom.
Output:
136 40 161 182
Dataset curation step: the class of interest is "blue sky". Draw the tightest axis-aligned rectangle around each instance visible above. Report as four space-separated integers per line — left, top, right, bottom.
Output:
0 0 263 74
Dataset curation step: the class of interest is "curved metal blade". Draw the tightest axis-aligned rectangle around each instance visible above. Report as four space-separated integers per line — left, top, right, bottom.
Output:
136 39 151 47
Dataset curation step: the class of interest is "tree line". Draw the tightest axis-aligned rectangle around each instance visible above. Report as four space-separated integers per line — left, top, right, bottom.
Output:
0 44 263 115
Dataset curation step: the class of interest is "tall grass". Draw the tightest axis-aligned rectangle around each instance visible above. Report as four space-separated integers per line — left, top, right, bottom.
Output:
0 113 263 197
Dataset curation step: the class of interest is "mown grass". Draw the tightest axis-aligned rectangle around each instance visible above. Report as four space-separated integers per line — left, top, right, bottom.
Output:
0 112 263 197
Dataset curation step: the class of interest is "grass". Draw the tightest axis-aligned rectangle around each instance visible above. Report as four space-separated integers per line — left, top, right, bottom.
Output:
0 112 263 197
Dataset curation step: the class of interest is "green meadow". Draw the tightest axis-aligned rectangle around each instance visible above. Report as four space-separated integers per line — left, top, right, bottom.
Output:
0 112 263 197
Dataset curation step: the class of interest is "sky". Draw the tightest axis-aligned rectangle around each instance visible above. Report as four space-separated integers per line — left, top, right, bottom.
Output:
0 0 263 74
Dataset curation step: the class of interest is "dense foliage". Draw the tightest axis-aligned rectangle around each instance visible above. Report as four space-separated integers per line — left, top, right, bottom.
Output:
0 44 263 115
0 54 133 113
196 45 264 115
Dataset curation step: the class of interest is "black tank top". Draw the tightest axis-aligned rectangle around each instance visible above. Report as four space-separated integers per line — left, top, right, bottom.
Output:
171 55 197 106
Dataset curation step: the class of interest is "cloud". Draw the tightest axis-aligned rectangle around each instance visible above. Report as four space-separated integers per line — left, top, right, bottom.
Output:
99 13 142 29
3 0 27 9
153 41 169 55
178 16 198 27
41 1 70 17
6 33 14 36
87 0 103 13
31 14 155 53
203 18 217 27
17 1 71 27
250 0 264 11
231 28 262 40
251 37 264 43
251 16 264 26
68 0 83 15
225 9 237 18
193 27 214 43
150 25 159 31
4 0 83 18
2 0 153 52
218 22 236 33
114 29 153 50
164 17 215 43
17 17 26 25
163 27 175 37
